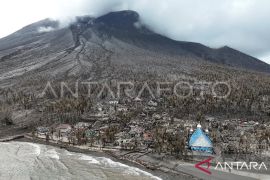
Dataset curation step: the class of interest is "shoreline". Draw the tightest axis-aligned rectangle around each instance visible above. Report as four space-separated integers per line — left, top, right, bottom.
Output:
1 133 268 180
8 134 197 180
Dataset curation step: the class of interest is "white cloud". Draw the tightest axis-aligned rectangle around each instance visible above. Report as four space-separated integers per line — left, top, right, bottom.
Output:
38 26 55 33
260 54 270 65
0 0 269 62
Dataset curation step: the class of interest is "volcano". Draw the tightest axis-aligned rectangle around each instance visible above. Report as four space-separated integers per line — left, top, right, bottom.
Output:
0 10 269 87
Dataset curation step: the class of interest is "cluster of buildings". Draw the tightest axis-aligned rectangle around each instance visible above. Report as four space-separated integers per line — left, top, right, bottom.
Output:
34 99 270 159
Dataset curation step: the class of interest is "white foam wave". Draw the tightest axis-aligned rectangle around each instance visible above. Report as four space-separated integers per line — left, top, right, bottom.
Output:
80 156 162 180
45 149 60 160
64 150 74 156
27 143 41 156
79 155 101 165
99 157 162 180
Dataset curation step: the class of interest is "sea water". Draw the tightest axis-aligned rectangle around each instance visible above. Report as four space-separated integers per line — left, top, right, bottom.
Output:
0 142 162 180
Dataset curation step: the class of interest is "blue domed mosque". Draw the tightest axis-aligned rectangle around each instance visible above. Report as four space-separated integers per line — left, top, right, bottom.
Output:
188 124 213 154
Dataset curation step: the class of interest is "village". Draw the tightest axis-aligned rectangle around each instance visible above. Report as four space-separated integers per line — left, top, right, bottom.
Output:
32 98 270 165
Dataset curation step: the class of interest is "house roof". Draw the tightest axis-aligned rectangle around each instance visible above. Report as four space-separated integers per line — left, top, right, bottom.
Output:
75 122 91 128
56 124 72 130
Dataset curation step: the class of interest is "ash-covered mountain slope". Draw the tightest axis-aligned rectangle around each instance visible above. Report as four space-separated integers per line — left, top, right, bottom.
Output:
92 11 270 72
0 10 269 87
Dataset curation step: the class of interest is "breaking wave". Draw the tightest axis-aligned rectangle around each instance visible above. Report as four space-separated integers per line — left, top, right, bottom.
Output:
78 154 162 180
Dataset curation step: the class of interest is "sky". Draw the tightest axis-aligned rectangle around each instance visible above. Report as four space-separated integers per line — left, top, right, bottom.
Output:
0 0 270 63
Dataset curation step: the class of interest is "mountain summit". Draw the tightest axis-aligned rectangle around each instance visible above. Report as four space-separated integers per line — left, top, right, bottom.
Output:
0 10 269 86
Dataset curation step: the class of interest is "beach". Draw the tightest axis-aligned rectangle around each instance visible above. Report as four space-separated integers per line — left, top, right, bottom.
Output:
0 141 164 180
1 132 267 180
15 135 195 180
